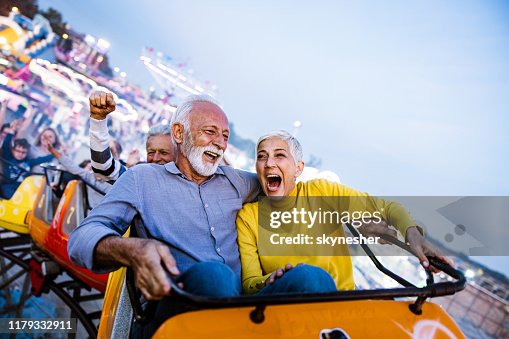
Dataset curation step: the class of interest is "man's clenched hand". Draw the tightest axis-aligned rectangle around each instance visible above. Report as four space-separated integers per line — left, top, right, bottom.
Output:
89 91 116 120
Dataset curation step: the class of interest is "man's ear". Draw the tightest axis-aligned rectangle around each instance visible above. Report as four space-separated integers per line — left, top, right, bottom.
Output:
295 161 305 178
172 123 184 144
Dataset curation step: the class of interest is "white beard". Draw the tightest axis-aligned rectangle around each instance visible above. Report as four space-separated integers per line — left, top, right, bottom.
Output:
182 131 224 176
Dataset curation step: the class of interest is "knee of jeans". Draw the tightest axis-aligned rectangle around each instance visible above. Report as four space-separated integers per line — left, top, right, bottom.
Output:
185 262 233 279
180 262 240 297
286 265 336 292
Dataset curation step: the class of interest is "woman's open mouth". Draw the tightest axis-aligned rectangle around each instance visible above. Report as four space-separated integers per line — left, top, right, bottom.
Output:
266 174 282 192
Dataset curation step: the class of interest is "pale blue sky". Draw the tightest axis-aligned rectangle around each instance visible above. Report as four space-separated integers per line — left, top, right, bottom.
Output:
39 0 509 195
39 1 509 274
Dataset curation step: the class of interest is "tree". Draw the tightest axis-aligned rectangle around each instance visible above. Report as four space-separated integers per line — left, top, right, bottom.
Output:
98 54 113 77
38 7 68 36
0 0 39 18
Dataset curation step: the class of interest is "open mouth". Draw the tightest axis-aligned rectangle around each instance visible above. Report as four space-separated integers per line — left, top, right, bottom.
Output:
266 174 282 192
203 150 220 162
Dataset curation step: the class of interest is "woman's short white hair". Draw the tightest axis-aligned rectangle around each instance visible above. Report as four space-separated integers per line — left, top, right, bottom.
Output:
170 94 221 134
256 130 303 163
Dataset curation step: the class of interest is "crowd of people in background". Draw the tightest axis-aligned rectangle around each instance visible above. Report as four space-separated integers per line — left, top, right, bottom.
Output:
0 50 21 76
0 95 138 200
0 98 55 198
0 86 173 203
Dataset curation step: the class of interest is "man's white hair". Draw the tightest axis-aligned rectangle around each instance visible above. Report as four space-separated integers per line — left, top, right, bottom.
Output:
170 94 221 140
256 130 303 163
146 123 176 155
147 123 172 137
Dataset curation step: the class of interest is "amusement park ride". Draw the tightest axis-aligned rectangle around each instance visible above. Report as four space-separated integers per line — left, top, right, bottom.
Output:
0 164 108 337
0 163 468 337
0 10 468 337
140 48 217 100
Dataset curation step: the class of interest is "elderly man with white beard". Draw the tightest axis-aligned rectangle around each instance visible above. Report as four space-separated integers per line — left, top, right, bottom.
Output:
68 94 261 337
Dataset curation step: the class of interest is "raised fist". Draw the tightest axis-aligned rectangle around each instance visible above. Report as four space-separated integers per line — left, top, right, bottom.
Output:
89 91 116 120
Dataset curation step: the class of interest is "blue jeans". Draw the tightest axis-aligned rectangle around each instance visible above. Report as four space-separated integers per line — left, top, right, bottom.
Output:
131 262 240 338
257 264 337 295
0 183 18 199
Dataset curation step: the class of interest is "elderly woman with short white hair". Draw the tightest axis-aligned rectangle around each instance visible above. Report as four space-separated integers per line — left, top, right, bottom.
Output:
236 130 449 295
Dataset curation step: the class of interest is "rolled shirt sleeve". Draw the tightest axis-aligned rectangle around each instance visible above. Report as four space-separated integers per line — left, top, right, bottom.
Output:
68 169 139 273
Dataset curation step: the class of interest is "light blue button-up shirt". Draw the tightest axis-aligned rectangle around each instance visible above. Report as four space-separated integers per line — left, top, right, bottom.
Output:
68 162 261 277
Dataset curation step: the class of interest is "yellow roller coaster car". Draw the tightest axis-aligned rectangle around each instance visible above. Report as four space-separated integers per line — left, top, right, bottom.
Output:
0 175 42 233
98 231 466 339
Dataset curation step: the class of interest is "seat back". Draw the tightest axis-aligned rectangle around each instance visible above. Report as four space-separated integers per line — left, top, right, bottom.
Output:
98 229 133 338
111 276 134 338
97 267 133 338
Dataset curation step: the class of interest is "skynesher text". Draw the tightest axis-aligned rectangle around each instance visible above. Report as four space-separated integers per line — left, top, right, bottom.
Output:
269 233 380 246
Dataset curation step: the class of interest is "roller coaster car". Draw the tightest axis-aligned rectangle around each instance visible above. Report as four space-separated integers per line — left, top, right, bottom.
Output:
27 176 56 249
0 158 42 234
0 165 108 338
98 228 467 338
27 165 108 293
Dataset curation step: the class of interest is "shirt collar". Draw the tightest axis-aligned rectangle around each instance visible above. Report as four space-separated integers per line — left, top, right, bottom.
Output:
164 162 225 177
